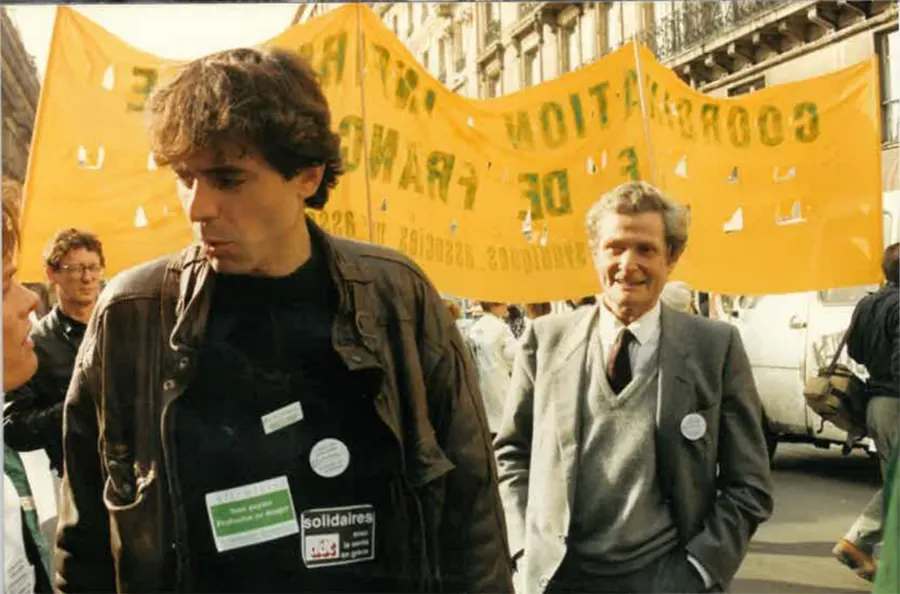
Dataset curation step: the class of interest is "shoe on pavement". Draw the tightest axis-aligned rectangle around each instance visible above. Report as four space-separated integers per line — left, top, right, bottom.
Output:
832 538 876 582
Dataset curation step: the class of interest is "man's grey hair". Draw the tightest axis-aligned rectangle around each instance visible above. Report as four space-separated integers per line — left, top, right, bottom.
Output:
585 181 690 261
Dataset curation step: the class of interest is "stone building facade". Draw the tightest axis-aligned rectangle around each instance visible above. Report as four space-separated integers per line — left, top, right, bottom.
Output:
1 7 40 184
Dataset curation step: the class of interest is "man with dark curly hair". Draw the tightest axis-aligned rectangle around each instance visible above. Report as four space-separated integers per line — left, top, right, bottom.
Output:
55 48 511 594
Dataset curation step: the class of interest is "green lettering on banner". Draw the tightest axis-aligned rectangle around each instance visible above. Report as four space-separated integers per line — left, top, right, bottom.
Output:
677 99 694 140
542 170 572 217
519 173 542 220
457 161 478 210
423 89 437 115
399 144 424 194
427 152 455 202
338 115 364 172
126 67 158 112
540 102 568 149
662 91 675 129
700 104 720 143
794 102 820 143
618 147 640 180
727 106 751 148
569 93 586 138
369 124 399 183
588 82 610 127
758 106 784 147
395 63 420 112
369 44 391 98
645 75 659 121
624 69 640 119
505 112 535 150
320 32 347 87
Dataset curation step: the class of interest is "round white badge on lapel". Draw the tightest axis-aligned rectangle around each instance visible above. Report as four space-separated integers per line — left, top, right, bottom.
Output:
309 438 351 478
680 413 707 441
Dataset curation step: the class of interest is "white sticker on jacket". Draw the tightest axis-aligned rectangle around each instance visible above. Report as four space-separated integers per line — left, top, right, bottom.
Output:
261 402 304 435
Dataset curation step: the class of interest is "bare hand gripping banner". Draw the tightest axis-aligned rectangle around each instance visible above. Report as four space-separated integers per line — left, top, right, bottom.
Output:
20 5 884 300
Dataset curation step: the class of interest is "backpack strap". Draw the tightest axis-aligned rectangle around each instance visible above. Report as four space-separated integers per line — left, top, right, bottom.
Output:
827 301 864 373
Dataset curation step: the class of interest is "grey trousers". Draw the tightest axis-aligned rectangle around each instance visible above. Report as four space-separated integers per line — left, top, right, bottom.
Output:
546 547 715 594
843 396 900 555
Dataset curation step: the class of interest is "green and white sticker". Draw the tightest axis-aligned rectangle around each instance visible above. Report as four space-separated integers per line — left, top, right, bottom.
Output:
205 476 299 553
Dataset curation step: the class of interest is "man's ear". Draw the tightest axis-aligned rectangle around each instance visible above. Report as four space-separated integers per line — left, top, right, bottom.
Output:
296 165 325 200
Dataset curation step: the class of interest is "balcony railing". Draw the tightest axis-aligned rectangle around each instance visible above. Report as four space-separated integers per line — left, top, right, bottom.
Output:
637 0 791 61
455 56 466 72
518 2 540 20
485 19 501 46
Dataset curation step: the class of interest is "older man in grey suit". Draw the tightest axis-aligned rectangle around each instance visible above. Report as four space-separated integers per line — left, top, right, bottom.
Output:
495 181 773 593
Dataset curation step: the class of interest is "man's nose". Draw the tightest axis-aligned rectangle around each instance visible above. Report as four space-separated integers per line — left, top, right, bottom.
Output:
618 249 639 271
185 178 219 223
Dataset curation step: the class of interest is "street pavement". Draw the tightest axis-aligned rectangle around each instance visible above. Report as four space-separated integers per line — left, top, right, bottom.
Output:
733 443 881 593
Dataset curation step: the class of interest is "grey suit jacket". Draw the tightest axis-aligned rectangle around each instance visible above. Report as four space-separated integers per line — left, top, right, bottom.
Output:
494 303 774 593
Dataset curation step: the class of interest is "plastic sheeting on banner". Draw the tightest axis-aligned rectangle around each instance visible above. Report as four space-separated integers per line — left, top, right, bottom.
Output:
20 5 883 300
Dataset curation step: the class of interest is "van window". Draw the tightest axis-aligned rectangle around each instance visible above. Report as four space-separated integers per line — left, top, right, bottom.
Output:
818 285 877 305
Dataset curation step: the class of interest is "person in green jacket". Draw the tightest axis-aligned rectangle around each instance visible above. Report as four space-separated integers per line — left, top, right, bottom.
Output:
874 446 899 593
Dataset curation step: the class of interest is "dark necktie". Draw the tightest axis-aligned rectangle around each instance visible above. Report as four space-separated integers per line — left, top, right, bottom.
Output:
606 329 636 395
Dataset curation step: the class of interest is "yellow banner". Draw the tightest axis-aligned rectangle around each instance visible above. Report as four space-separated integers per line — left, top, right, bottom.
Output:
21 5 883 300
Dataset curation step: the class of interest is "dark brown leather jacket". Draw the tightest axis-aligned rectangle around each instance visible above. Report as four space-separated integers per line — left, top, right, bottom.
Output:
55 221 513 593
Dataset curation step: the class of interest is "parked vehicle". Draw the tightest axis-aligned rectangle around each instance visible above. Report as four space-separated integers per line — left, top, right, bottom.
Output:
717 191 899 461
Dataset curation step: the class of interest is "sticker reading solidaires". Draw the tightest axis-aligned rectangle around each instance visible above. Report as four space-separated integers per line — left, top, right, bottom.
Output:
302 504 376 568
205 476 299 553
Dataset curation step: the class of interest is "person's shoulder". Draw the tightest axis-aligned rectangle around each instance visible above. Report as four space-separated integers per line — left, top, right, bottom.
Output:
677 308 733 336
97 247 201 312
332 236 430 283
530 305 592 345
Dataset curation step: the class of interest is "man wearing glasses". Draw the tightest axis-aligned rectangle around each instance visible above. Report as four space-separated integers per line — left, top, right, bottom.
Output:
4 228 105 477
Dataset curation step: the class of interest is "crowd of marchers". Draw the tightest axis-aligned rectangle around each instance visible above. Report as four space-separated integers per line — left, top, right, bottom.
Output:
2 46 897 594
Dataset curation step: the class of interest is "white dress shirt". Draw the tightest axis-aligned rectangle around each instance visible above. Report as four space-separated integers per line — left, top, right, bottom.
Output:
597 299 714 589
598 300 662 377
465 313 518 433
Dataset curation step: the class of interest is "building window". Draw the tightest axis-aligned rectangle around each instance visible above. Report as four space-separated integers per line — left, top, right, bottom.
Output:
487 75 501 98
422 50 430 70
392 15 398 35
485 2 498 24
727 76 765 97
561 24 579 73
524 49 540 87
420 3 428 24
605 4 619 53
879 30 899 145
439 38 447 75
406 4 414 36
454 23 466 71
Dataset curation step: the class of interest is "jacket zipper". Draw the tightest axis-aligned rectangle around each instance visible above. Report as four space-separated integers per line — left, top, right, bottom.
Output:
160 385 192 591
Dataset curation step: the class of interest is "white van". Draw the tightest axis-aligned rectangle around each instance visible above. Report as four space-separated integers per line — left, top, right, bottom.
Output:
718 191 899 460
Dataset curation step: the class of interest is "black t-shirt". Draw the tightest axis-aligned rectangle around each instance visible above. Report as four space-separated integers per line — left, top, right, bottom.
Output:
173 246 410 592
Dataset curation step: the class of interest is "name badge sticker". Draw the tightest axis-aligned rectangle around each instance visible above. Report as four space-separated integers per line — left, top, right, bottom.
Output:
301 504 376 568
261 401 304 435
205 476 299 552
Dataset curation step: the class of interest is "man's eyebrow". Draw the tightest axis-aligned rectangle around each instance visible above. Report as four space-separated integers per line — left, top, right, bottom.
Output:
203 166 246 176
